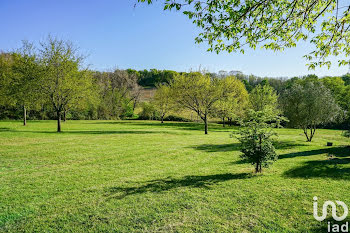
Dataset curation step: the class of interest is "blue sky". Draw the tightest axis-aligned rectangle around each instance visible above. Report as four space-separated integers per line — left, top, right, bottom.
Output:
1 0 349 77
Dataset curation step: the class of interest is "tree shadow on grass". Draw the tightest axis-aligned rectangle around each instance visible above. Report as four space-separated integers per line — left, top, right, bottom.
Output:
0 129 183 135
279 146 350 159
284 157 350 180
58 130 181 135
0 127 11 132
190 143 241 152
88 121 235 133
105 172 251 199
273 140 308 150
191 140 306 153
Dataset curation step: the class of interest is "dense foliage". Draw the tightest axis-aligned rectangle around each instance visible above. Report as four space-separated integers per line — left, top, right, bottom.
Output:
211 76 249 127
280 79 341 141
170 72 224 134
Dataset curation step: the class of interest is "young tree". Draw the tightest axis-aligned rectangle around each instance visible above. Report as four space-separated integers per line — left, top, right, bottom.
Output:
280 81 341 142
170 72 222 134
211 76 249 127
237 111 283 173
38 36 93 132
249 83 279 116
140 0 350 69
152 84 175 123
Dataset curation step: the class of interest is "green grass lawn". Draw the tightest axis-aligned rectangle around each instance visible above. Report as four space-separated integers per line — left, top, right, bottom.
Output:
0 120 350 232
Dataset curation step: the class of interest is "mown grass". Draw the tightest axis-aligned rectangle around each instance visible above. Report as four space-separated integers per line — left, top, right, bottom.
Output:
0 120 350 232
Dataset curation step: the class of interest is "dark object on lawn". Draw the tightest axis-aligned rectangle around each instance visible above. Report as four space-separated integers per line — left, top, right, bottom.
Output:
327 142 333 146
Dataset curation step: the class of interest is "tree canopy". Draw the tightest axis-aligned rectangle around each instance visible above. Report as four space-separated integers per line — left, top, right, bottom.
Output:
140 0 350 69
280 80 341 141
38 36 94 132
170 72 223 134
249 83 279 116
211 76 249 126
152 84 176 123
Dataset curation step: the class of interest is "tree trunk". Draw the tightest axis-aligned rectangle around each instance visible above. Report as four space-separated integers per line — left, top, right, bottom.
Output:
204 114 208 134
222 117 225 127
255 162 260 173
23 105 26 126
57 111 62 132
63 111 66 122
228 117 232 126
161 115 164 123
309 126 316 142
303 128 311 142
256 135 262 173
133 99 137 111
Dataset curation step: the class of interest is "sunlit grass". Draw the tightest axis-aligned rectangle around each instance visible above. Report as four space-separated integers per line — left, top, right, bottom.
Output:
0 120 349 232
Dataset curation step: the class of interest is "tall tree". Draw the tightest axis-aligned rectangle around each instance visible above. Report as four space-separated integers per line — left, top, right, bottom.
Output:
39 36 93 132
170 72 222 134
140 0 350 69
211 76 249 127
10 42 42 126
280 81 341 141
249 83 279 116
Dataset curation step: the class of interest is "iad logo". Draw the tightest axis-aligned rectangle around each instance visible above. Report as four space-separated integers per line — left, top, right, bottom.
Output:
313 196 348 221
313 196 349 232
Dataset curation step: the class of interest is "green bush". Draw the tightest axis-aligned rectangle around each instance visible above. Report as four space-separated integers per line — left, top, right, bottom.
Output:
237 111 284 173
138 102 159 120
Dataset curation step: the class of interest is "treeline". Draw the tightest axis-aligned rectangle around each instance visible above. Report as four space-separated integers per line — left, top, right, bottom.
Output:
127 69 179 87
0 37 350 135
148 73 348 139
130 68 350 99
129 68 290 91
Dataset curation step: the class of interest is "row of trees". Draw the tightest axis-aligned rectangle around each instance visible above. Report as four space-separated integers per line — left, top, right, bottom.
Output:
1 38 349 138
150 73 344 141
152 73 249 134
148 72 344 172
137 0 350 173
0 38 144 131
0 38 94 132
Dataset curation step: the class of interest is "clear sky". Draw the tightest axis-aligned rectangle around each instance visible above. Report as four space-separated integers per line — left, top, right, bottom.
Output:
1 0 349 77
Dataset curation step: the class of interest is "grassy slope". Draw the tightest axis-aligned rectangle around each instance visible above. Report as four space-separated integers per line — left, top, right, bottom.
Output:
0 120 349 232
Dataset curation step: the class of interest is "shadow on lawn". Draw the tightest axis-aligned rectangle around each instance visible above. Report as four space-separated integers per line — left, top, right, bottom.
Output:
190 143 241 152
88 121 235 132
192 140 306 153
0 127 11 132
282 146 350 179
279 146 350 159
58 130 181 135
284 157 350 180
0 129 183 135
105 173 251 199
